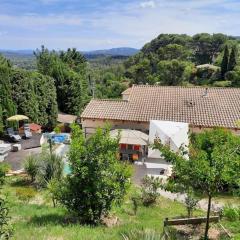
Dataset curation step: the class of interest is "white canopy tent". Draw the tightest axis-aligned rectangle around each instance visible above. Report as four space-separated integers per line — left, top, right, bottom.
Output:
110 129 148 146
148 120 189 159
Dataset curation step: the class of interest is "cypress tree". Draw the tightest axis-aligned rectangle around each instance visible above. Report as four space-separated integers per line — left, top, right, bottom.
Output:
221 45 229 78
228 46 237 72
0 56 16 129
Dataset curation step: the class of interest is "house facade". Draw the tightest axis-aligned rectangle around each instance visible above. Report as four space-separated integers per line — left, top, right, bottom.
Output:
81 85 240 136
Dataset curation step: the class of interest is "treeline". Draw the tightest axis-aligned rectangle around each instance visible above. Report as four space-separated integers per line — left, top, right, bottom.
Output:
124 33 240 87
0 47 92 134
0 55 57 133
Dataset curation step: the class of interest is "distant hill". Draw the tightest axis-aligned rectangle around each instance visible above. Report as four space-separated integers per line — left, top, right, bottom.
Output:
82 47 139 57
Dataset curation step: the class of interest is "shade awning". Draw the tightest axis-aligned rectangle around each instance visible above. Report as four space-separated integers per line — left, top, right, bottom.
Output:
7 115 29 121
110 129 148 146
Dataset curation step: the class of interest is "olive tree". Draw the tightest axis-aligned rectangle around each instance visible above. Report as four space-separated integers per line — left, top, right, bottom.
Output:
154 128 240 240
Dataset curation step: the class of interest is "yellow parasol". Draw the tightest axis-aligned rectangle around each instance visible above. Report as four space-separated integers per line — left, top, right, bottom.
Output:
7 115 29 121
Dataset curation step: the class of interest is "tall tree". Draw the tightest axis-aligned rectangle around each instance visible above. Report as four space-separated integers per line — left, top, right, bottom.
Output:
0 56 16 130
228 46 238 72
34 46 90 115
154 128 240 240
221 45 229 78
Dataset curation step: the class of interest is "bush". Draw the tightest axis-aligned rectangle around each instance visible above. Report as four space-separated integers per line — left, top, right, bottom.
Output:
223 205 240 221
24 155 39 182
184 191 198 218
36 151 64 187
212 80 232 87
141 176 162 206
57 124 132 224
15 187 37 203
0 164 10 185
0 197 13 240
47 178 62 207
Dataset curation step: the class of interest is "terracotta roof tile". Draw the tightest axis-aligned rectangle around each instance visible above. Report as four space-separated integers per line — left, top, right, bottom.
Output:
81 85 240 129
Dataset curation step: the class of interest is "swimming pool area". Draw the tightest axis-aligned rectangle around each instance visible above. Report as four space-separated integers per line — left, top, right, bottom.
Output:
41 133 70 145
64 162 71 175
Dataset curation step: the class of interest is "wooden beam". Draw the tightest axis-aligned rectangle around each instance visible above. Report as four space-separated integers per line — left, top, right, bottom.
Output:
164 216 219 226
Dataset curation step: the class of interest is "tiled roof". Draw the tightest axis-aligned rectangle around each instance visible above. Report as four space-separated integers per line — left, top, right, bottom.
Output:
81 85 240 129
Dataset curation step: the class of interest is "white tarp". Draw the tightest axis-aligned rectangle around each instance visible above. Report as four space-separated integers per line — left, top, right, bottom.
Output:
148 120 189 159
110 129 148 146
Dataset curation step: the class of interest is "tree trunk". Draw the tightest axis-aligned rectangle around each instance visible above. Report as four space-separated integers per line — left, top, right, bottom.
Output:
204 194 212 240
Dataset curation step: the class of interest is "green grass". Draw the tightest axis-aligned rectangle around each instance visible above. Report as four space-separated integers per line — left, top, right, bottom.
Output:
1 176 240 240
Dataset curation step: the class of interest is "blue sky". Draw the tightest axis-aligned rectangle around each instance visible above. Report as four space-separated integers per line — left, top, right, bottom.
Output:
0 0 239 50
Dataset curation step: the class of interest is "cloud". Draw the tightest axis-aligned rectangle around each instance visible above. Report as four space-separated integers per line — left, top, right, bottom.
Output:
0 14 82 28
140 1 156 9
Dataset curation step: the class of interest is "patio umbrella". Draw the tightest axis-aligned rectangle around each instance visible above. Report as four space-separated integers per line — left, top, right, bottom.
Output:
7 115 29 130
7 115 29 121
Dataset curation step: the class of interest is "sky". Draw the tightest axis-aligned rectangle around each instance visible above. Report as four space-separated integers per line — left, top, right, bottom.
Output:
0 0 240 51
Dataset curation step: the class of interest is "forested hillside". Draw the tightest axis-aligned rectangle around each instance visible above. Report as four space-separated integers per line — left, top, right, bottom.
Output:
1 33 240 134
124 33 240 87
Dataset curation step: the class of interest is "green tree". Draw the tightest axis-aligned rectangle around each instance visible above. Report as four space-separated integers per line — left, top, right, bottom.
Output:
221 45 229 78
34 46 89 115
157 60 188 85
0 56 16 130
58 124 132 224
228 46 238 71
154 128 240 240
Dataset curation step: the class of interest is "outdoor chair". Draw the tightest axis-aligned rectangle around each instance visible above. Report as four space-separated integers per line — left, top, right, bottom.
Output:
6 128 21 142
23 125 32 139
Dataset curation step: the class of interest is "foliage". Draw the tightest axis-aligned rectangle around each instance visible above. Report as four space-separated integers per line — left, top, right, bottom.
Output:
184 191 199 218
57 124 132 224
154 128 240 239
221 45 229 78
0 163 12 239
47 178 62 207
0 55 58 131
24 155 39 183
15 187 37 203
223 205 240 222
36 151 64 188
121 229 162 240
0 197 13 240
141 176 162 206
34 46 90 115
0 164 10 186
157 60 193 86
53 126 61 134
124 33 240 86
0 56 16 133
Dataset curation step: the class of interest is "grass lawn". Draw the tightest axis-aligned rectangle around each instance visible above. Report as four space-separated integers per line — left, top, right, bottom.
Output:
1 176 240 240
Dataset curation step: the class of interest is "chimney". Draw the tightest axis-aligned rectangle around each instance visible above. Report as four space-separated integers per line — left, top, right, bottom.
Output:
202 88 208 97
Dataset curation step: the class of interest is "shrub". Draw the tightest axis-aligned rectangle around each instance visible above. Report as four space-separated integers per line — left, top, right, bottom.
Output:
141 176 162 206
24 155 39 182
54 125 61 134
0 164 10 185
37 151 64 187
47 178 62 207
212 80 232 87
57 124 132 224
184 191 198 218
131 193 141 215
0 197 13 240
223 205 240 221
15 187 37 203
